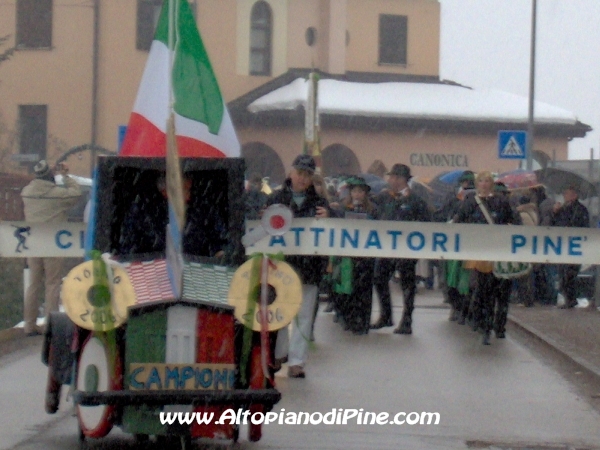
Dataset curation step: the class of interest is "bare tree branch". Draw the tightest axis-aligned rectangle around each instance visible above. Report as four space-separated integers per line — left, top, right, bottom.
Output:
0 35 16 65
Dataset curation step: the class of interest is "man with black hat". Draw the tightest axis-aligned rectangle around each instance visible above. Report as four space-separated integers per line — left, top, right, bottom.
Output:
20 160 82 336
266 154 330 378
551 184 590 309
371 164 431 334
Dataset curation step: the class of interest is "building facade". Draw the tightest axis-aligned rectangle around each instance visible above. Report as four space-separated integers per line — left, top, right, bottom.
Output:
0 0 590 181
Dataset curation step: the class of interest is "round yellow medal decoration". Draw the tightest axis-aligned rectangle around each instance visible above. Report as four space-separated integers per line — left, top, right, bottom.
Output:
61 261 136 331
228 258 302 331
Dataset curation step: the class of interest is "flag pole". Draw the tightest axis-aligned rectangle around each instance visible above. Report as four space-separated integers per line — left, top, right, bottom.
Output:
165 0 185 298
312 72 322 175
304 71 322 174
168 0 175 110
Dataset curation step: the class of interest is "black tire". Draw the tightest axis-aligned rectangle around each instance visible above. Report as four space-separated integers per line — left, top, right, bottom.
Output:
44 345 62 414
44 312 75 385
77 423 87 450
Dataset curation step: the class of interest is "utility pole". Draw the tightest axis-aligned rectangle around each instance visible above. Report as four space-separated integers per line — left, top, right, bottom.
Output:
526 0 537 170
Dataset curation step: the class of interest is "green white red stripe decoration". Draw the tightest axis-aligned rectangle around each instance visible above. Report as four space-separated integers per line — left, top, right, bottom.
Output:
120 0 240 158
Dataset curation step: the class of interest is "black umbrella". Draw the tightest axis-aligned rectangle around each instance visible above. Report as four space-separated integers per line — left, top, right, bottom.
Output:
535 168 597 199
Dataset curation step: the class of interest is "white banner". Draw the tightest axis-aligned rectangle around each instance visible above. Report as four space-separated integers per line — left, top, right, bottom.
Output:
247 218 600 265
3 219 599 265
0 221 87 258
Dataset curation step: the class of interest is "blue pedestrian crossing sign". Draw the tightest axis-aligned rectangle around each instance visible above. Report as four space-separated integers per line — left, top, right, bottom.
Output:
498 130 527 160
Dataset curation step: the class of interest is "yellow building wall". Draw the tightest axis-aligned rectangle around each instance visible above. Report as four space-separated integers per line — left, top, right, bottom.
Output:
286 0 322 69
0 0 95 175
238 125 568 180
0 0 575 181
346 0 440 76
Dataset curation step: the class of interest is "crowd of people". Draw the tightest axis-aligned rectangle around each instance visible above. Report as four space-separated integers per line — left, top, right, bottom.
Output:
245 155 593 378
19 155 592 375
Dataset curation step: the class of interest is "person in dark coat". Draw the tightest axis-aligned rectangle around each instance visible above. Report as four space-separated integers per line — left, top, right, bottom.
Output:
530 185 558 305
265 154 330 378
244 172 268 220
490 181 521 337
330 176 377 335
371 164 431 335
433 171 475 321
453 171 519 345
551 185 590 309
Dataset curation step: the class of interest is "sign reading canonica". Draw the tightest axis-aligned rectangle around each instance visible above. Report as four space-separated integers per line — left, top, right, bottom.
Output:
247 218 600 265
0 222 87 258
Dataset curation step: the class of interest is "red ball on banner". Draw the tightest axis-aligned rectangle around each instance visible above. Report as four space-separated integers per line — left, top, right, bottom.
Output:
270 215 286 230
261 204 293 236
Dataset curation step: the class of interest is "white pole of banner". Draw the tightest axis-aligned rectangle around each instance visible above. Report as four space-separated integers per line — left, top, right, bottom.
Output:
23 262 30 304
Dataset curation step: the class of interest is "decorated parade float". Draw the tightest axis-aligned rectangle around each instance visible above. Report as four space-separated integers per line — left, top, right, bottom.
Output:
40 0 300 447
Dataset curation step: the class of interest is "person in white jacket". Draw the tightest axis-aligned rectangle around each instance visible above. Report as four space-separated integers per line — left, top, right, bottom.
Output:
20 160 81 336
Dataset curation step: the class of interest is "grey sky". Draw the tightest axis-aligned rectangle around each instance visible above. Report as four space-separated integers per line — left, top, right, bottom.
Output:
438 0 600 160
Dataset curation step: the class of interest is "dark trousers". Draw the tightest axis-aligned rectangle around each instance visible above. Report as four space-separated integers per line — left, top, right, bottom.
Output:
473 272 511 333
374 258 417 323
538 264 558 305
558 264 581 305
494 279 512 333
349 258 375 332
515 271 535 306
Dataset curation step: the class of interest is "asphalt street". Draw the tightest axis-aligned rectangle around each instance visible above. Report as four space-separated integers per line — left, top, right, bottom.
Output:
1 287 600 450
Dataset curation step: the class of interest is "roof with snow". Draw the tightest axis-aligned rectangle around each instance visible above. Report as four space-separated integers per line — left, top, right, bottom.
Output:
228 70 591 138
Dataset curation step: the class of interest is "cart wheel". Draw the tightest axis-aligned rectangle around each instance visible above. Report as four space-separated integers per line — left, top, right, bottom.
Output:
44 313 76 414
77 423 87 450
76 335 121 439
248 406 262 442
44 348 62 414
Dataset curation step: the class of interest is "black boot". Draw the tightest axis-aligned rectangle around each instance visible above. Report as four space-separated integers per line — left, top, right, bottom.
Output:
370 318 393 329
394 313 412 334
447 288 460 322
448 307 459 322
394 287 415 334
482 330 491 345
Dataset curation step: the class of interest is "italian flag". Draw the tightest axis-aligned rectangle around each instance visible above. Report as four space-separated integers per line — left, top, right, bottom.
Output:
120 0 240 158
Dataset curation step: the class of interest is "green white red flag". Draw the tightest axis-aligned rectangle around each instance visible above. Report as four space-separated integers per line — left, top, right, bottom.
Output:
120 0 240 158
